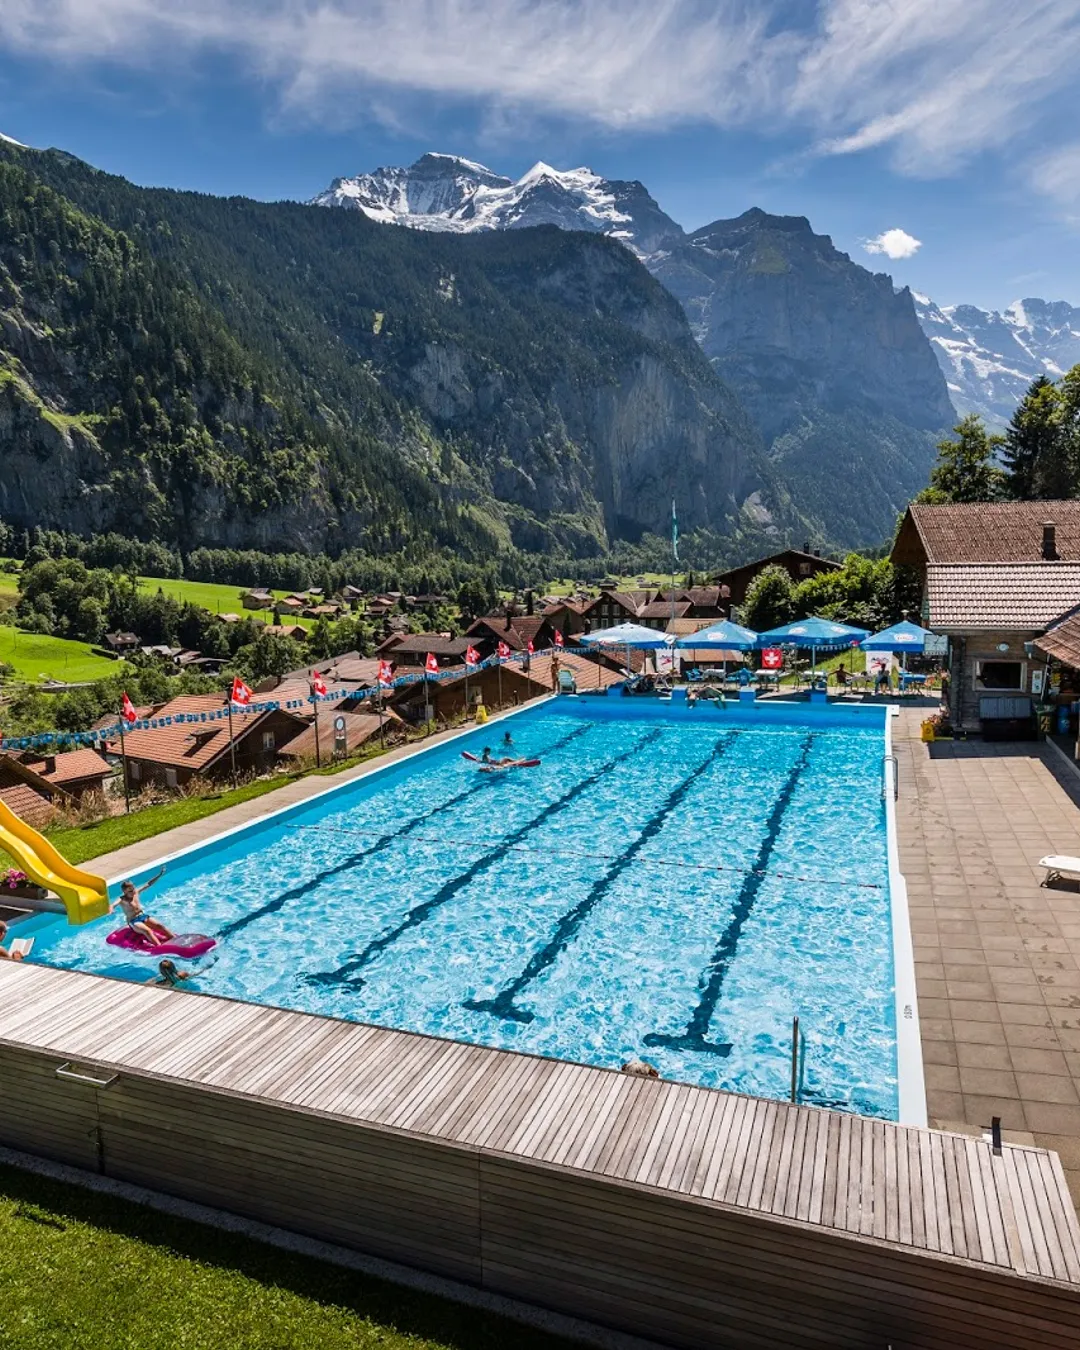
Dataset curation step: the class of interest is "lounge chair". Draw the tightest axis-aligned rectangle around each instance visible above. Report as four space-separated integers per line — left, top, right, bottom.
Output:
1039 855 1080 886
557 668 578 695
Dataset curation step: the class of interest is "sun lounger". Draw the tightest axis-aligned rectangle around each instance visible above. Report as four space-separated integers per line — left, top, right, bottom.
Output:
1039 855 1080 886
557 668 578 695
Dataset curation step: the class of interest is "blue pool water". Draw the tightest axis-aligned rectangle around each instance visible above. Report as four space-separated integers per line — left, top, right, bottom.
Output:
27 701 898 1117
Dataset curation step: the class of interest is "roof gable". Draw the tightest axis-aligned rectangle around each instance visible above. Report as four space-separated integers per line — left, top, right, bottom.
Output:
901 501 1080 565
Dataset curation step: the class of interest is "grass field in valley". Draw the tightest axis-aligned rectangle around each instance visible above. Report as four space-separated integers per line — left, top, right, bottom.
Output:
0 627 122 683
138 576 315 626
0 1163 569 1350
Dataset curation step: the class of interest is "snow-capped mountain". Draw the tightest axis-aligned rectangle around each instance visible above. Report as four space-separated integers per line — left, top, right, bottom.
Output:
914 295 1080 427
311 152 684 259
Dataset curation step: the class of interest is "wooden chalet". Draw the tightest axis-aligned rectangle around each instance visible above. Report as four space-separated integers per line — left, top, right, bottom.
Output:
713 548 840 608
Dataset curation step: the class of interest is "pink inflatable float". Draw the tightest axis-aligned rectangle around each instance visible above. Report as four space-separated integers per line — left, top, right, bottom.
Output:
106 929 216 958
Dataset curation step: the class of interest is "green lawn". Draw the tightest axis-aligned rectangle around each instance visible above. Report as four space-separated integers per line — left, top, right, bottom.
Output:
0 1163 568 1350
41 774 306 865
138 576 316 628
0 627 123 683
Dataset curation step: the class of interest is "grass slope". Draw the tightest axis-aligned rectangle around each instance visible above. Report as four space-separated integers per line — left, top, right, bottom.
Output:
0 627 122 683
138 576 315 627
0 1163 569 1350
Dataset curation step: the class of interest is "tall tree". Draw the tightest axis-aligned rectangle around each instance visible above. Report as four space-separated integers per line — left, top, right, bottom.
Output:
923 415 1005 503
741 564 794 631
1002 375 1060 499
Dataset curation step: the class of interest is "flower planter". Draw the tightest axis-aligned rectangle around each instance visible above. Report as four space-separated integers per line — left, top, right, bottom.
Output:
3 884 49 902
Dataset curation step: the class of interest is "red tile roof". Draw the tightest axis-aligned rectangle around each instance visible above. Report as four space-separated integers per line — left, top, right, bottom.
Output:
0 782 54 828
277 710 402 759
467 614 551 650
1035 612 1080 668
902 501 1080 565
107 694 296 772
925 563 1080 630
21 749 110 786
639 600 691 620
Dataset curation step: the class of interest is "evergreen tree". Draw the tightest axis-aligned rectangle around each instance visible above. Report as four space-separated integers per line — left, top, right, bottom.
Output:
741 564 795 631
923 415 1004 503
1002 375 1060 499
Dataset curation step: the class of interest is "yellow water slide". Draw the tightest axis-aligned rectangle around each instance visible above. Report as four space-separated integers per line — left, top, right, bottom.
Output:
0 798 109 924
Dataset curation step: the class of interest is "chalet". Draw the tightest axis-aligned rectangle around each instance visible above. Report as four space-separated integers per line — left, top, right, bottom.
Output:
109 693 307 790
340 585 365 603
0 749 111 826
542 599 587 637
892 501 1080 734
303 603 342 620
466 612 556 655
241 588 274 611
581 590 651 628
277 709 403 761
262 624 308 641
376 634 472 668
218 612 242 624
638 598 692 631
103 631 139 654
713 549 840 608
277 596 305 613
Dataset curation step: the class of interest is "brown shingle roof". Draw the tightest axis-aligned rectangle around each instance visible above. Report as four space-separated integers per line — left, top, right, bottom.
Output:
0 782 54 827
529 650 622 689
639 600 691 620
467 614 551 650
1035 612 1080 668
21 750 110 786
905 501 1080 565
107 694 297 772
925 563 1080 630
385 635 472 658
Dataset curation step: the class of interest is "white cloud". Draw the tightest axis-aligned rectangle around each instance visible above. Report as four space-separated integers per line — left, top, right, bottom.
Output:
0 1 1078 191
1029 143 1080 213
863 228 922 261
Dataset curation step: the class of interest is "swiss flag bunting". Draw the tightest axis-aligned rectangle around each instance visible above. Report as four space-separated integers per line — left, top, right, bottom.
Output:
310 672 328 697
425 653 439 675
230 676 253 705
465 645 480 667
554 629 564 648
377 660 393 688
121 692 137 724
527 639 534 655
497 641 511 660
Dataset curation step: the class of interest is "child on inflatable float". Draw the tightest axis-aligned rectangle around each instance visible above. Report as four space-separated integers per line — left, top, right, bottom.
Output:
111 868 171 946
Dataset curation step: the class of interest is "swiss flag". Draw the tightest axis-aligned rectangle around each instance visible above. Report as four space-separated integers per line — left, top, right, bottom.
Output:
230 676 253 705
497 641 511 660
554 629 564 648
310 672 328 697
121 692 138 724
527 639 534 655
425 653 439 675
377 660 393 688
465 645 480 667
760 649 783 671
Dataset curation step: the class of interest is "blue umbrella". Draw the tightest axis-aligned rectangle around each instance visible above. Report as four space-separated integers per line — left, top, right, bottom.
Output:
579 622 672 686
861 619 933 652
673 619 759 650
757 616 870 687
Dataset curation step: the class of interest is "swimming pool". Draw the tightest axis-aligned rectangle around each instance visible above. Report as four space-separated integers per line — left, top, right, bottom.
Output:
26 699 914 1121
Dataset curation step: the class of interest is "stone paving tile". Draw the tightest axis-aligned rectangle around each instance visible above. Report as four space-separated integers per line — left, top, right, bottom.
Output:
897 709 1080 1212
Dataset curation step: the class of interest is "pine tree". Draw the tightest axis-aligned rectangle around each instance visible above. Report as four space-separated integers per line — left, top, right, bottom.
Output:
924 415 1005 503
1002 375 1059 499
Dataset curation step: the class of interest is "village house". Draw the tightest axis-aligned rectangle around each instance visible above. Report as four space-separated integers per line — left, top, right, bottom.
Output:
713 548 841 609
277 708 403 762
241 587 274 611
0 749 112 826
466 610 556 655
108 693 307 790
580 589 652 628
102 631 140 655
374 634 471 668
893 500 1080 736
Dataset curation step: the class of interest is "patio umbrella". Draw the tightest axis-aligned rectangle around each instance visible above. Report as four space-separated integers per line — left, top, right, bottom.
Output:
756 616 870 688
579 622 673 686
862 618 936 686
674 619 759 682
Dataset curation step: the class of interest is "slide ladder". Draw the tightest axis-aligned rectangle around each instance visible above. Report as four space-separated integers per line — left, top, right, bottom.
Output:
0 798 109 924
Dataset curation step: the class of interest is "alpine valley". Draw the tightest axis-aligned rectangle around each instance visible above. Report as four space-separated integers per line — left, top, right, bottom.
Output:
1 140 995 567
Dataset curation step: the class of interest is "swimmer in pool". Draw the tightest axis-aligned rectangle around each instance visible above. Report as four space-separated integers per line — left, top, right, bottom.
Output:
147 958 192 987
110 867 173 946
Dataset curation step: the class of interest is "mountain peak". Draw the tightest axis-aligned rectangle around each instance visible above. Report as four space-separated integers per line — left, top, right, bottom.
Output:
310 151 683 258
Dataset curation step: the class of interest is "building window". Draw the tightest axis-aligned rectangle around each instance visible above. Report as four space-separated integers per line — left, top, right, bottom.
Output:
799 562 811 576
129 761 140 782
974 660 1026 691
165 768 178 789
262 731 275 752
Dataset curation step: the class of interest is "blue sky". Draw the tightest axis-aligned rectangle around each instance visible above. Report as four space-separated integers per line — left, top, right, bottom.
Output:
1 1 1078 310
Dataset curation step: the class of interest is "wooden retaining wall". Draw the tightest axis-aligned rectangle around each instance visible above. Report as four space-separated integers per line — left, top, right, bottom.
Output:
2 962 1080 1349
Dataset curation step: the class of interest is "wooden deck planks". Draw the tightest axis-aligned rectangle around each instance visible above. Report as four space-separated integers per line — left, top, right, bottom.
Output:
1 959 1078 1297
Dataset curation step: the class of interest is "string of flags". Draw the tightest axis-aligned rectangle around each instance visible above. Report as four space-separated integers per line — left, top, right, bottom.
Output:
0 642 566 754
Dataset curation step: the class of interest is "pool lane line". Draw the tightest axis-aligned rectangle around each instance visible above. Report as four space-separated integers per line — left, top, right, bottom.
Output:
464 732 738 1026
216 722 594 940
305 726 667 991
644 733 816 1059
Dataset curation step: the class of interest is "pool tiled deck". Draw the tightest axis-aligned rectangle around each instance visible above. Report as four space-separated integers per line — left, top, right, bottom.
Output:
896 708 1080 1210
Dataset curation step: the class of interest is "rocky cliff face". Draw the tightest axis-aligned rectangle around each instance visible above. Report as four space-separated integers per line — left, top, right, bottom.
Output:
651 209 955 544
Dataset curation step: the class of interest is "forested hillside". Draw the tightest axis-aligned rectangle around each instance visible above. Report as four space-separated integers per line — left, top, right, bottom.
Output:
0 142 792 565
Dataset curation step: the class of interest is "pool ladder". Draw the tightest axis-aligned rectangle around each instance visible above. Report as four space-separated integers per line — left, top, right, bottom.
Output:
883 754 898 800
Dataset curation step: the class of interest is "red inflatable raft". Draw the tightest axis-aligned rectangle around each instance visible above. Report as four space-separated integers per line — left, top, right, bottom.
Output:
106 929 216 958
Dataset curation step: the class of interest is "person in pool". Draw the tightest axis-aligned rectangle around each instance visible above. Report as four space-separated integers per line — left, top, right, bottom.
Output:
110 866 173 946
502 731 514 749
0 920 25 961
480 745 526 769
146 958 192 988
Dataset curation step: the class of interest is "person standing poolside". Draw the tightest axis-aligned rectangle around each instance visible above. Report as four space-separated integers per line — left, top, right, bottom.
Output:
111 866 174 946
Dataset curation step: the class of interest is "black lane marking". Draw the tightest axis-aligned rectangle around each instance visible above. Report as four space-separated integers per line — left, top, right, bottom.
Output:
305 727 665 989
644 734 815 1057
465 733 736 1025
217 722 593 939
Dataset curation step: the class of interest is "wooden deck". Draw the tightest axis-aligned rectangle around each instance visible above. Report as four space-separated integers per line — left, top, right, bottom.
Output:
2 960 1080 1348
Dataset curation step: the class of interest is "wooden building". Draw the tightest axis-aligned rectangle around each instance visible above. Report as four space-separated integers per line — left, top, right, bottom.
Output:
713 549 840 608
